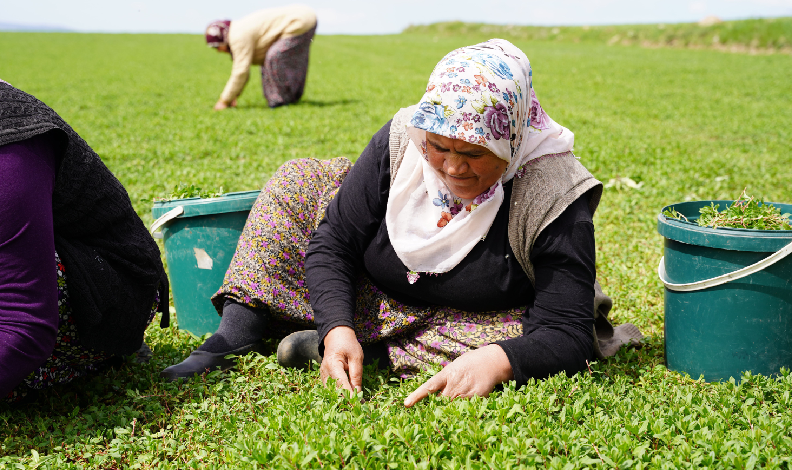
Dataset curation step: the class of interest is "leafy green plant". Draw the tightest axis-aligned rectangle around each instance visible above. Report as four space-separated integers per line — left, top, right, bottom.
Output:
153 183 224 202
697 190 792 230
662 206 688 222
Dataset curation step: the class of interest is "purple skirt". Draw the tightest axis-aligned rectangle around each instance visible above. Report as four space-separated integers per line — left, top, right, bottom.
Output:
261 25 316 107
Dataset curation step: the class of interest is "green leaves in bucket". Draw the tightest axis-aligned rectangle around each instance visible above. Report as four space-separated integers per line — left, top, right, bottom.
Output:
698 191 791 230
662 207 688 222
145 183 225 202
665 190 792 230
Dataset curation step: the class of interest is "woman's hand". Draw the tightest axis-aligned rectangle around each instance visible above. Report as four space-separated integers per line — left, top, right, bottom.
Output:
213 99 237 110
404 344 514 407
320 326 364 392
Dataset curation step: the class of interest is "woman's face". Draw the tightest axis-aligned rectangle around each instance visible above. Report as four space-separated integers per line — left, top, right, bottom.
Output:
425 132 507 199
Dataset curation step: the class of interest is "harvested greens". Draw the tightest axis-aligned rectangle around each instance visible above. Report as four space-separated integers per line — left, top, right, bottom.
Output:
661 206 688 222
147 183 224 202
664 190 792 230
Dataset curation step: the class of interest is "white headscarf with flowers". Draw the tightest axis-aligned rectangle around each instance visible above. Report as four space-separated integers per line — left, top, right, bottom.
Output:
385 39 575 283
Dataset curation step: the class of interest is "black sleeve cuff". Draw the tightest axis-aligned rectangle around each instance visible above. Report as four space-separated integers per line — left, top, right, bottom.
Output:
495 327 592 388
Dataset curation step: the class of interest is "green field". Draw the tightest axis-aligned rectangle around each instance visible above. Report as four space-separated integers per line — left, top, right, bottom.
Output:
1 30 792 468
406 17 792 52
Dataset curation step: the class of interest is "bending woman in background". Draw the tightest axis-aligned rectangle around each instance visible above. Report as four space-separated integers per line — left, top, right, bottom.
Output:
0 81 169 402
162 40 642 404
206 5 317 110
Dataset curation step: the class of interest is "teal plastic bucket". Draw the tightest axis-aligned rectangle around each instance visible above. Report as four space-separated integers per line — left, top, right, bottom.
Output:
657 200 792 382
151 190 260 336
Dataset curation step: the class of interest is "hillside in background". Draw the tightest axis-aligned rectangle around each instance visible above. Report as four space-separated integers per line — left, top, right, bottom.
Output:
404 16 792 54
0 22 72 32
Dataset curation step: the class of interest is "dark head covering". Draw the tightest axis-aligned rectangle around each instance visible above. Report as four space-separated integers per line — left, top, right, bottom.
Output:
205 20 231 47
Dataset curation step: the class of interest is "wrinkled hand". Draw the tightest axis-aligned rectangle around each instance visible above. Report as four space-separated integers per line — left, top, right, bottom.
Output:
404 344 514 407
320 326 364 392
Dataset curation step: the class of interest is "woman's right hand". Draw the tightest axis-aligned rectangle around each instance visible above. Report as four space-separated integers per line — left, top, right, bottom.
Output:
319 326 364 392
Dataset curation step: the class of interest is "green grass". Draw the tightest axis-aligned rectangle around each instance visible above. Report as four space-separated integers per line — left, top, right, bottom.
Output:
405 17 792 52
1 30 792 468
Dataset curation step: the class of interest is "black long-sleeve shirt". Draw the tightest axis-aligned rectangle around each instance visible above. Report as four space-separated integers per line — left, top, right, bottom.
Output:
306 121 595 387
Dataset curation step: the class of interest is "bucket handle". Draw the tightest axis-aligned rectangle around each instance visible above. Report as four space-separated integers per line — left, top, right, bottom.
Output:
149 206 184 239
658 240 792 292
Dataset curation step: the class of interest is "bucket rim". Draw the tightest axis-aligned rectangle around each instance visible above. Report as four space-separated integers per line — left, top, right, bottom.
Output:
658 200 792 252
151 189 261 220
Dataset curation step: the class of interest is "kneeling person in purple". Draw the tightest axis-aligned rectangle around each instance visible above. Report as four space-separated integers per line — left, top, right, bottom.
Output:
0 81 169 402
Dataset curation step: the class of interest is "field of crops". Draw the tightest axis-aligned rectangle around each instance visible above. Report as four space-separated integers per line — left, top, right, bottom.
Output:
1 30 792 468
405 17 792 53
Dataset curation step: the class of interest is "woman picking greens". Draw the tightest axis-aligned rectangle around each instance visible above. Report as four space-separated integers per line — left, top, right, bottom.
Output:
206 5 317 110
162 39 642 404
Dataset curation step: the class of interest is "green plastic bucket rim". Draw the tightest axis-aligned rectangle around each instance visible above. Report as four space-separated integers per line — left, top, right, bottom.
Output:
658 200 792 253
152 190 261 219
150 190 261 237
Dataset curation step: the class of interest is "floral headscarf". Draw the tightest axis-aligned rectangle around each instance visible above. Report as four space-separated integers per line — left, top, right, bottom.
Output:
386 39 575 282
205 20 231 48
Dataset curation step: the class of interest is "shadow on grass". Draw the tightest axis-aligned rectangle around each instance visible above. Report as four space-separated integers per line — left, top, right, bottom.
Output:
236 98 361 109
296 98 361 107
593 335 666 381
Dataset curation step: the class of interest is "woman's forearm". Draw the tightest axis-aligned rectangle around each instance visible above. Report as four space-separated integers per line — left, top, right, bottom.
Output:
219 40 253 103
219 70 248 105
497 328 592 386
306 122 392 355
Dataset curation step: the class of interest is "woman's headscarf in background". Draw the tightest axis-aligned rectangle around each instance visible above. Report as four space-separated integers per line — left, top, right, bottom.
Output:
205 20 231 48
386 39 575 282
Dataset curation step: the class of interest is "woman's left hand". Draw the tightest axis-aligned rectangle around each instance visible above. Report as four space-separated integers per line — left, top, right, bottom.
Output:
213 99 237 110
403 344 514 407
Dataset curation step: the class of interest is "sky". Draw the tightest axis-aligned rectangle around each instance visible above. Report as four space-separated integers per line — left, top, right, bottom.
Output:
2 0 791 35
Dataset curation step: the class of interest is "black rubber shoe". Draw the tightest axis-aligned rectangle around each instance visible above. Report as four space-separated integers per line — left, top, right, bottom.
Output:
160 341 266 382
277 330 322 369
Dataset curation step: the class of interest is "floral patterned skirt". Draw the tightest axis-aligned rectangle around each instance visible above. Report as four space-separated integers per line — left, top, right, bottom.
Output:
261 25 316 108
4 253 158 403
213 158 524 376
